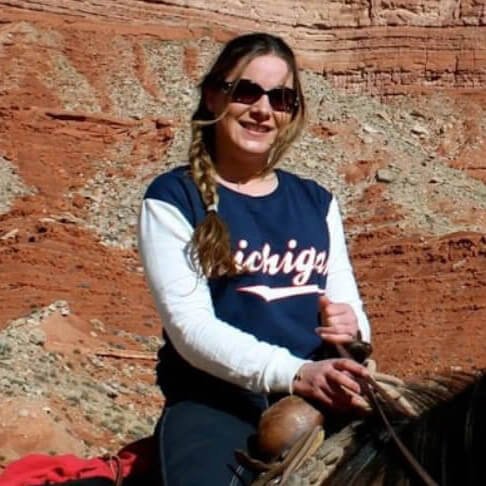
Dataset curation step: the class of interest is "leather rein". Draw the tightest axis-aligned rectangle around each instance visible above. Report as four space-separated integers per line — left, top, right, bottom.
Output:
336 343 439 486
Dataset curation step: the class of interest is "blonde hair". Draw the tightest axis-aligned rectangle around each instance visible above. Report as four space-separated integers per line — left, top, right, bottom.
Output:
189 33 306 278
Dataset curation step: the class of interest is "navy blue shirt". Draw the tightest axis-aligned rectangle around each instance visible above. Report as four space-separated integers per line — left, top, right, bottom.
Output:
144 166 332 359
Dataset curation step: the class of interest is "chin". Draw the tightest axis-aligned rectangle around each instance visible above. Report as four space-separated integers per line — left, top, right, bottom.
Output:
236 135 276 156
240 142 272 155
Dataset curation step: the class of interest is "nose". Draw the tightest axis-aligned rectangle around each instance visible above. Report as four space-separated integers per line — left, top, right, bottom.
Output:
249 94 272 122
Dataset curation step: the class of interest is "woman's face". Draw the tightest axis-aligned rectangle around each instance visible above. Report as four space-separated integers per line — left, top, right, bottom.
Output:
207 54 294 168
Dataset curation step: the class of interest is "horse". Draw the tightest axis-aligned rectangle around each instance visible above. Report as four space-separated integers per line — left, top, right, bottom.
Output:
289 369 486 486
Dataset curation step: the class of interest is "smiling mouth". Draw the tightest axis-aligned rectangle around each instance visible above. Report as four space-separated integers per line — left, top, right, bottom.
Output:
239 122 272 133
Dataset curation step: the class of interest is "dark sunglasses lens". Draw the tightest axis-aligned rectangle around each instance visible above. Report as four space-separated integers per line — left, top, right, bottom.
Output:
229 79 297 113
231 80 262 104
268 88 296 113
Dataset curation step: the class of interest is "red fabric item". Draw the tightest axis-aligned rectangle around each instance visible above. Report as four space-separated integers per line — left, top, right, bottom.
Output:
0 436 155 486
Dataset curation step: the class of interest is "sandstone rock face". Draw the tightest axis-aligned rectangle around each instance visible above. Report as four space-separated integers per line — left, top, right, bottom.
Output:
1 0 485 94
0 0 485 474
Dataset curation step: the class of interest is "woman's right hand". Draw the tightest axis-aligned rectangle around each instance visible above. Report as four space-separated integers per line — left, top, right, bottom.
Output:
292 359 369 412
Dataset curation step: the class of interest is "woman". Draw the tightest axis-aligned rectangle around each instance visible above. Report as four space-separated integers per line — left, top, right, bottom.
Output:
138 32 371 485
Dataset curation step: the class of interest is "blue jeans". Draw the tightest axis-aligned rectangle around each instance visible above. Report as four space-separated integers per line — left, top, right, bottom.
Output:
157 396 264 485
155 346 268 485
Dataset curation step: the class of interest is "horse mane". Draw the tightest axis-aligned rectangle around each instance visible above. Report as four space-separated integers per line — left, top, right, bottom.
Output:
323 369 486 486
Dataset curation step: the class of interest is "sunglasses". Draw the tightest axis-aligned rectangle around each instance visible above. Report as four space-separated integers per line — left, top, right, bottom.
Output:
219 78 298 114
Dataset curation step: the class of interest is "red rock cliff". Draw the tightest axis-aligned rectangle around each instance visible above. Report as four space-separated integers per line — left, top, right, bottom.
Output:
1 0 485 94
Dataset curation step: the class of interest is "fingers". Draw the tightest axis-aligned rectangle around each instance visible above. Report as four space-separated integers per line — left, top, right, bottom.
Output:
319 294 332 308
326 365 362 395
293 360 369 411
315 326 355 344
312 376 355 411
341 386 371 411
318 313 355 327
319 296 350 322
334 358 369 380
318 296 358 340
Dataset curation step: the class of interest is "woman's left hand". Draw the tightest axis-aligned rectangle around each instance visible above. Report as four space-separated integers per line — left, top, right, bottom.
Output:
316 295 359 345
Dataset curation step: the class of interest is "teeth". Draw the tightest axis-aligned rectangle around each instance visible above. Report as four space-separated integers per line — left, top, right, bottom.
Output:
241 123 269 133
